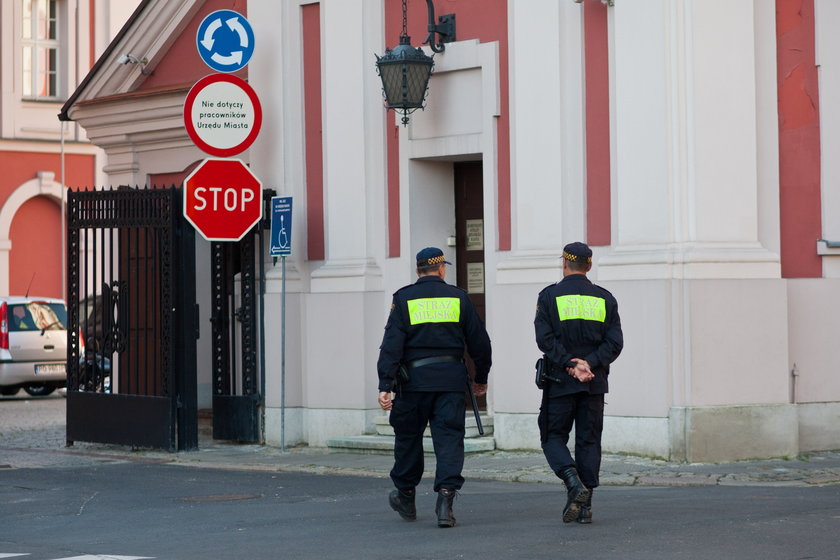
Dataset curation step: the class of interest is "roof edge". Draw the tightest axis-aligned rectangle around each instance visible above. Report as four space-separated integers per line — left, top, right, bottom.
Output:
58 0 152 122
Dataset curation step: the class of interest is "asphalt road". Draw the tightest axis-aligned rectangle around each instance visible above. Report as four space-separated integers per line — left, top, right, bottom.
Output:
2 462 839 560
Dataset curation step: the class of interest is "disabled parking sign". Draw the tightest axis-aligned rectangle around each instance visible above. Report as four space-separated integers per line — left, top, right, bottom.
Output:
196 10 255 72
270 197 293 257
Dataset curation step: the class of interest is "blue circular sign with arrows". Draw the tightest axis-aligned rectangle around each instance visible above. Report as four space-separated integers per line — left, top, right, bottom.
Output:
196 10 255 73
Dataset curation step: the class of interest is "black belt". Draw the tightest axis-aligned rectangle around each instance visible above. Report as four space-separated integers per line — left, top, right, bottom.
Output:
405 355 463 370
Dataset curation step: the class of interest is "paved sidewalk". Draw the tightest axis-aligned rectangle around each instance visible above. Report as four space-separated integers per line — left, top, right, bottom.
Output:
2 396 840 487
129 441 840 488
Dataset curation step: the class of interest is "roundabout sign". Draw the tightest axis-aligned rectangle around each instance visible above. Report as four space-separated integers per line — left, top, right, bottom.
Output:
183 73 262 157
196 9 255 73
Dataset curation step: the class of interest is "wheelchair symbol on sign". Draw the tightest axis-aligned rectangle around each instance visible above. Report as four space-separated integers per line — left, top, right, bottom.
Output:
196 10 255 73
277 215 289 249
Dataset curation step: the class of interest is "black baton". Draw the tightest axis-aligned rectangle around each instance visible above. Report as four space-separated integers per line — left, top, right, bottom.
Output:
466 378 484 436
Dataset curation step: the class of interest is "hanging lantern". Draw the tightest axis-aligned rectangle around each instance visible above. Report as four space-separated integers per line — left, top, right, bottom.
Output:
376 36 434 126
375 0 455 126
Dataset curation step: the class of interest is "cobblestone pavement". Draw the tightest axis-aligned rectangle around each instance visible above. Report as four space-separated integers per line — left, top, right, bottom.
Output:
3 394 840 488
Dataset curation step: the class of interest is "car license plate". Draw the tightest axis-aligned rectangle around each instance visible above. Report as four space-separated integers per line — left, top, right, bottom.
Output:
35 364 65 375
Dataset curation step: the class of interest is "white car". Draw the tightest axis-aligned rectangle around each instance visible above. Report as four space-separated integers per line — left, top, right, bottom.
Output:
0 296 71 397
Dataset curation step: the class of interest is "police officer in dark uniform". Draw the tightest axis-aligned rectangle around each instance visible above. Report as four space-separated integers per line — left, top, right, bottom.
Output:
534 242 623 524
378 247 492 528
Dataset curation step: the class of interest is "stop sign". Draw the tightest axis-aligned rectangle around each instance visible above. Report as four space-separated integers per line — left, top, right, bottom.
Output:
183 158 263 241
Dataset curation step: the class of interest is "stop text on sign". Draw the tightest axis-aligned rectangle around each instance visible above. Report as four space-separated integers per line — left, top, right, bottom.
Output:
192 186 255 212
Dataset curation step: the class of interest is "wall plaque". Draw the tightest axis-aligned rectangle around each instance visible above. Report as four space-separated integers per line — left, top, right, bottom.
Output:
466 262 485 294
465 219 484 251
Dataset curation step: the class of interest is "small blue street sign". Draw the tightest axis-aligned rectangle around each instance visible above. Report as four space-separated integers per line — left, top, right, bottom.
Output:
270 196 293 257
196 10 255 73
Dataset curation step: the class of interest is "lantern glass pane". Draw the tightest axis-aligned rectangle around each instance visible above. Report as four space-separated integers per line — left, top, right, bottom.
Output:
378 63 405 106
404 62 432 107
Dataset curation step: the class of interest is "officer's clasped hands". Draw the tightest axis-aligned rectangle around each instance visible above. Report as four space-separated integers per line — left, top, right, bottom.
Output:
567 359 595 383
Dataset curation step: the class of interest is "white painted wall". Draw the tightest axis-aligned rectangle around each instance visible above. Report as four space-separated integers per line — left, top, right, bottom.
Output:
755 0 782 260
690 0 760 244
786 279 840 404
408 161 456 263
686 279 789 406
598 279 671 418
509 0 574 253
492 0 585 429
413 69 483 139
94 0 143 58
610 1 671 248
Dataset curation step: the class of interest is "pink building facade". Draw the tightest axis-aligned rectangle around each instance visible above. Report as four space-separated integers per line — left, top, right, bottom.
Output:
0 0 139 298
62 0 840 461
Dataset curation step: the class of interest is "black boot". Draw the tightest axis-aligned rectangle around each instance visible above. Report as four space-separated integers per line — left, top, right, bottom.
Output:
558 467 591 523
435 488 457 528
389 488 416 521
577 489 593 524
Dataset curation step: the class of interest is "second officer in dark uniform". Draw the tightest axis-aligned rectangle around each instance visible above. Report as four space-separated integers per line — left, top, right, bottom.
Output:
535 242 623 524
378 247 492 528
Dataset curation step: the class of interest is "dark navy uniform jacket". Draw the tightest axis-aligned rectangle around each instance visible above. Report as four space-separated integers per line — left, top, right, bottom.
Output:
378 275 492 393
534 273 623 397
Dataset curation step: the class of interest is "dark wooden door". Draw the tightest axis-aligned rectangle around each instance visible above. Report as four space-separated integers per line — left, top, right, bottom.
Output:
454 161 486 410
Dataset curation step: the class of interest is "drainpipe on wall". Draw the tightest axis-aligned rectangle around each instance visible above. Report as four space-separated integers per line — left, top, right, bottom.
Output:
60 120 66 300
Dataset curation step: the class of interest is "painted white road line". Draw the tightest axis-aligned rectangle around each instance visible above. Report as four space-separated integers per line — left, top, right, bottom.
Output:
53 557 154 560
0 556 153 560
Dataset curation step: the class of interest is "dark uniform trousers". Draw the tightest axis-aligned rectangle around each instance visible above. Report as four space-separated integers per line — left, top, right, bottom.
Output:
534 273 622 491
378 274 491 494
390 391 467 493
538 391 605 489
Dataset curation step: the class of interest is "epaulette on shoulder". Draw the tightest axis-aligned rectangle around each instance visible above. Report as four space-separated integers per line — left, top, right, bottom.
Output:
594 284 615 297
393 284 412 296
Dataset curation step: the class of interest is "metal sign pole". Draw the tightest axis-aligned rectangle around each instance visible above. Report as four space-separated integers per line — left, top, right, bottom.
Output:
269 196 292 452
281 254 286 452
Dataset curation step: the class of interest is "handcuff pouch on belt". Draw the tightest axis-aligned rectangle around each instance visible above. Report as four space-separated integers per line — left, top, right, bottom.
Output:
535 356 566 389
393 364 410 389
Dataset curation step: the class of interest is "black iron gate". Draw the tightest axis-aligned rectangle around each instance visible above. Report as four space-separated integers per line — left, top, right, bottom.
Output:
210 238 259 442
66 186 197 451
209 191 272 443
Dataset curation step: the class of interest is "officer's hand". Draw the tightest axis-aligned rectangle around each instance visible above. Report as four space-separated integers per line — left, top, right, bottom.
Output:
569 359 595 382
378 391 393 411
473 383 488 398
